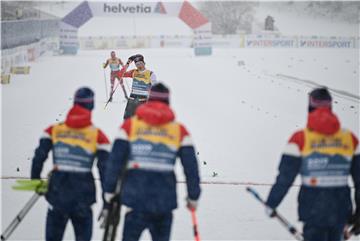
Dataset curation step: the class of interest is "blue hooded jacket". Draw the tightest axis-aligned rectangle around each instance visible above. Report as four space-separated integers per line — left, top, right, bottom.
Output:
266 108 360 225
104 101 201 213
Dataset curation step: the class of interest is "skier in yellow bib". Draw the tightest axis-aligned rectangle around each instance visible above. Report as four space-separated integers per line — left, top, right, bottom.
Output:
118 54 157 119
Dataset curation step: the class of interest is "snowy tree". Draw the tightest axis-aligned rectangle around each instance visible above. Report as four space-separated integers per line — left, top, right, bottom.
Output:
267 1 360 24
199 2 258 34
305 1 360 23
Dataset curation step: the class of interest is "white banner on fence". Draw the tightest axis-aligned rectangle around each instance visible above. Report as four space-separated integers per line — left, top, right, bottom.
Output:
245 35 297 48
298 36 355 48
79 36 193 50
212 34 245 48
78 34 359 50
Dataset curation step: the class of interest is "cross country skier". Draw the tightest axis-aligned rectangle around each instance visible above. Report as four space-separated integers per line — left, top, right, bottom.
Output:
117 54 157 119
103 51 124 102
30 87 111 241
99 83 201 241
265 87 360 241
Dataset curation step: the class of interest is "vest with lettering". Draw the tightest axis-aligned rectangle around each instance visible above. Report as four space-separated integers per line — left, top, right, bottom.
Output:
127 116 182 172
300 128 355 188
51 123 98 173
131 69 152 97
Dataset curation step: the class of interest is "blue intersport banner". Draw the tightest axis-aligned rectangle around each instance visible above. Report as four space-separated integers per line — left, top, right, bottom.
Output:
59 1 212 55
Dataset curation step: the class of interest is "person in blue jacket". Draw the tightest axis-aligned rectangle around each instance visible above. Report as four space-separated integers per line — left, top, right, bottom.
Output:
31 87 111 241
101 82 201 241
266 87 360 241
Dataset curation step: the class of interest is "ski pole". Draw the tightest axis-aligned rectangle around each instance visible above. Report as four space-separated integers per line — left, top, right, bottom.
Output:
119 79 129 100
102 196 121 241
104 82 120 109
103 68 109 99
104 65 129 109
246 187 304 241
1 192 41 241
102 153 130 241
190 208 201 241
124 79 131 92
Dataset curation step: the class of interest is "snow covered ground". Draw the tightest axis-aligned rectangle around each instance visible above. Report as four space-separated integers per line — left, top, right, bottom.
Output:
1 47 359 240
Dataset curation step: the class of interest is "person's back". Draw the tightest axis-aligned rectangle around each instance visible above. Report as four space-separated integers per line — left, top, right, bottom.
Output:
31 87 110 241
103 83 200 241
271 108 356 224
266 87 360 241
118 101 193 213
43 105 107 209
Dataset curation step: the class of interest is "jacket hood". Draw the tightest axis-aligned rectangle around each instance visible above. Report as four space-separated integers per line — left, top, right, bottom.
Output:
136 101 175 125
65 105 92 128
307 107 340 135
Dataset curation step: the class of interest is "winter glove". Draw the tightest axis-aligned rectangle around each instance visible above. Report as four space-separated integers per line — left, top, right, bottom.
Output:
186 197 198 211
104 192 115 203
102 63 106 68
98 192 114 229
126 55 136 65
98 207 109 229
129 55 139 61
344 225 352 240
13 179 48 195
35 180 48 195
265 206 276 218
348 211 360 236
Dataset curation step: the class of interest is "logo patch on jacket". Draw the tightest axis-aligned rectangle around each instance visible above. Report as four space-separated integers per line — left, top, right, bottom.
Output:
300 128 355 187
127 117 181 171
51 124 98 171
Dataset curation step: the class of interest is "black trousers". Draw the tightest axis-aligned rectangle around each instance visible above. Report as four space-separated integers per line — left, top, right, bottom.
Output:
123 95 147 119
303 223 345 241
46 206 92 241
122 210 173 241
